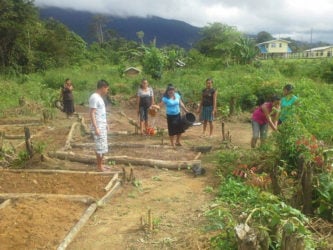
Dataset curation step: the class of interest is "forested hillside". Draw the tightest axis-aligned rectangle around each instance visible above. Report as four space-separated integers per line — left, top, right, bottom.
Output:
39 7 202 48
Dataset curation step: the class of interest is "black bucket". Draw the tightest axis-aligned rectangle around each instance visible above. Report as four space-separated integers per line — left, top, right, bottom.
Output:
181 112 196 130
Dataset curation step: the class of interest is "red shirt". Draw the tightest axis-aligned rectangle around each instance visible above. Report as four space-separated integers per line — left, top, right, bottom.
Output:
252 102 273 125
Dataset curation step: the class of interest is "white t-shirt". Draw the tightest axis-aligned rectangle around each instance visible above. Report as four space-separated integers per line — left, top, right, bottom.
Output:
89 93 107 129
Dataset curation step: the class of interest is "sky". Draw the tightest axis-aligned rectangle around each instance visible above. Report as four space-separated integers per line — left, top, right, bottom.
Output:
34 0 333 44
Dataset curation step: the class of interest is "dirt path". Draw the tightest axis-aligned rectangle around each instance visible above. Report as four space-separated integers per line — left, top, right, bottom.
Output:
66 101 253 249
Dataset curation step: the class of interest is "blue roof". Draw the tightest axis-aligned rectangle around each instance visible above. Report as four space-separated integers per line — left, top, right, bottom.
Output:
258 45 267 53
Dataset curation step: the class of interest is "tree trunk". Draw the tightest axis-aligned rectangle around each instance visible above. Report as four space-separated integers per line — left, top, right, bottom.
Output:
280 231 305 250
270 162 281 195
235 223 266 250
48 150 201 170
301 163 313 215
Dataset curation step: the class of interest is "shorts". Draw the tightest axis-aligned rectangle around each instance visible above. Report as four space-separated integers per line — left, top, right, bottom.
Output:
92 127 108 154
251 120 268 139
139 106 149 121
201 106 213 121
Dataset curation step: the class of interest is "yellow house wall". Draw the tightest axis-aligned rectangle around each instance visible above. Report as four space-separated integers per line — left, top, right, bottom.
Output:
309 48 333 58
266 42 289 53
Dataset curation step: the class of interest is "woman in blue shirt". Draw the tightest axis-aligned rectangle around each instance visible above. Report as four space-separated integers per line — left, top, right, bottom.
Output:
153 84 189 147
279 84 298 124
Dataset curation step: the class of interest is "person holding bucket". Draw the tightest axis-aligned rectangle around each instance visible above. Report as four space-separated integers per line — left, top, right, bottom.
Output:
152 84 189 148
197 78 217 137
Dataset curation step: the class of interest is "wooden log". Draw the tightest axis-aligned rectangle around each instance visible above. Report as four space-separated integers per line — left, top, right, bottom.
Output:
3 134 25 139
2 168 118 175
104 173 119 191
57 203 98 250
0 120 41 125
0 199 11 210
98 181 121 205
0 193 96 204
64 122 80 150
48 150 202 170
78 115 90 135
194 152 201 160
72 142 207 152
71 142 173 149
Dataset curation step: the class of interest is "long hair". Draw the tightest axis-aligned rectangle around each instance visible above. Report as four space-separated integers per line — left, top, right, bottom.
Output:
163 83 175 98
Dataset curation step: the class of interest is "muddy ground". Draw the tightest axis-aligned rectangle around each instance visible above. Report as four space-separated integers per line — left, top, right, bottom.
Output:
0 96 254 249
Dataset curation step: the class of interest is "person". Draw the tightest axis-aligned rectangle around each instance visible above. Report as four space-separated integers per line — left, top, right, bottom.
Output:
279 83 298 124
152 84 189 147
251 95 280 148
136 78 155 135
197 78 217 137
62 78 75 118
89 80 110 172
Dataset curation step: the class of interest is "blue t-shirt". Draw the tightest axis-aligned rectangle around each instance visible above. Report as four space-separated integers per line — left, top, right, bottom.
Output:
280 95 298 122
162 92 181 115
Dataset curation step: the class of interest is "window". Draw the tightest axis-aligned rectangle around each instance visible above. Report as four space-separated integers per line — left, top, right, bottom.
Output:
271 43 276 48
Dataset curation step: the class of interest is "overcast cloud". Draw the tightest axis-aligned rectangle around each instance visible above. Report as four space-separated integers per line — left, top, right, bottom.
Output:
34 0 333 43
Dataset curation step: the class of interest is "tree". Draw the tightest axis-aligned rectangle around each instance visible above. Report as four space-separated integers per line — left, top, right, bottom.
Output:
35 18 86 69
136 31 145 45
0 0 39 72
90 15 109 44
142 47 165 80
233 36 258 64
194 23 242 60
255 31 274 44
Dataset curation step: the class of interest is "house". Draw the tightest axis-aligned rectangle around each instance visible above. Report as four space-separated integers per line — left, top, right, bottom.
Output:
304 46 333 58
257 39 292 58
123 67 141 77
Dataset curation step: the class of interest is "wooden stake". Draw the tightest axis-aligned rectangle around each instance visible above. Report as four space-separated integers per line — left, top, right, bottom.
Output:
222 121 225 141
24 126 33 158
0 193 96 204
148 209 153 231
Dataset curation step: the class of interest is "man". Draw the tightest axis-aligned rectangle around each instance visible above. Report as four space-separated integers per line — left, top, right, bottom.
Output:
89 80 110 172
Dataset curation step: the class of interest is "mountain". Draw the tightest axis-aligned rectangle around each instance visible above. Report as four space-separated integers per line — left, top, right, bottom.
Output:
38 7 202 49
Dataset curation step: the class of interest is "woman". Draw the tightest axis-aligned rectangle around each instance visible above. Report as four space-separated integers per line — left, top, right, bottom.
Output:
136 78 155 135
62 78 75 118
279 83 298 124
196 78 217 137
251 96 280 148
153 84 189 147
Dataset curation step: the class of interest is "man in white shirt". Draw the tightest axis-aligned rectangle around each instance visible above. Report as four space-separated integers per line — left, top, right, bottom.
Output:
89 80 110 172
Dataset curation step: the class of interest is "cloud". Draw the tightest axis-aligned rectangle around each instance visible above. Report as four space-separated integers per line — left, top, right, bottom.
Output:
34 0 333 43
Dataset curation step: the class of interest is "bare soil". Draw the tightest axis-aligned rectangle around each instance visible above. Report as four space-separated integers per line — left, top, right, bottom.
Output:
0 96 253 250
